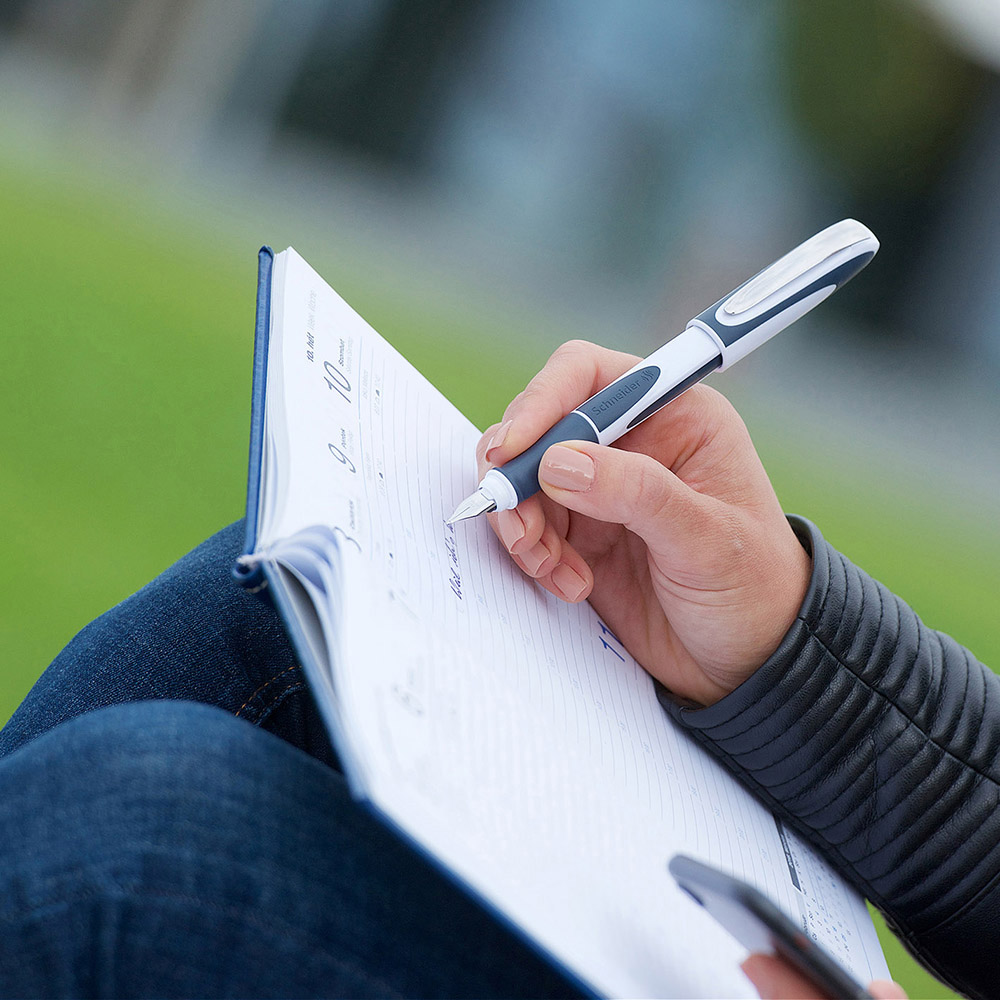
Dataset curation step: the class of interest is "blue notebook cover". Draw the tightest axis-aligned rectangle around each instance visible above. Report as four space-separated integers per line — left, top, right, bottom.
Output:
232 246 274 591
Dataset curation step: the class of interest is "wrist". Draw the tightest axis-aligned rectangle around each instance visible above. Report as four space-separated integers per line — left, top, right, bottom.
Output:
663 514 820 714
677 514 814 708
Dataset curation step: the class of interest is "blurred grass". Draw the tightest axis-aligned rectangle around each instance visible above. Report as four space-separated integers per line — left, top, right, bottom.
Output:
0 159 529 713
0 162 251 697
3 159 997 998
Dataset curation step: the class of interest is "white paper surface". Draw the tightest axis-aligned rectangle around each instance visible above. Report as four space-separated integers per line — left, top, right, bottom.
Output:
256 247 889 998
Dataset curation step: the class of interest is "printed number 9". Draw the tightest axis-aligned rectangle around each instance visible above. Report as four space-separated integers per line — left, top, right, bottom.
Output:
328 443 356 473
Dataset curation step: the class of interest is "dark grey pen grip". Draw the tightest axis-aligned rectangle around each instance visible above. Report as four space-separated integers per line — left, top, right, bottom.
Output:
498 412 599 504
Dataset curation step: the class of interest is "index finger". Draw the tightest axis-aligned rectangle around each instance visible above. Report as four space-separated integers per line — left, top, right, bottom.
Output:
485 340 640 467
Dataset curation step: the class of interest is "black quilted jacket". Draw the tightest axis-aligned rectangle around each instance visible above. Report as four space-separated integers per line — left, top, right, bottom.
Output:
660 517 1000 1000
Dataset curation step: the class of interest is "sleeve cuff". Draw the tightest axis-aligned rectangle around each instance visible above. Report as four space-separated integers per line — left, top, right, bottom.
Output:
656 514 1000 1000
656 514 826 734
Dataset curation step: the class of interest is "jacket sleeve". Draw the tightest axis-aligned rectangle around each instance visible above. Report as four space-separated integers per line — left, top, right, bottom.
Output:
659 516 1000 1000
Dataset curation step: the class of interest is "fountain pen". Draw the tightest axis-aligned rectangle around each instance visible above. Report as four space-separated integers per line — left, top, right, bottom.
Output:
448 219 879 524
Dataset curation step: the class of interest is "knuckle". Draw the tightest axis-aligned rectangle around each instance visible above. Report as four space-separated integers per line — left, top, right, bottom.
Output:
501 388 529 423
504 343 601 424
621 455 672 529
673 385 744 440
533 340 599 392
518 504 545 549
550 338 599 363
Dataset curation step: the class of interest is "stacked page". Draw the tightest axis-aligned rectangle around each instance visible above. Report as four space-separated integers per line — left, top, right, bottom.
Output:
243 247 889 998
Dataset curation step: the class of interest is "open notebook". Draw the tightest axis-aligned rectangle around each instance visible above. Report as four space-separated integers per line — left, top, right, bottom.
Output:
234 246 888 998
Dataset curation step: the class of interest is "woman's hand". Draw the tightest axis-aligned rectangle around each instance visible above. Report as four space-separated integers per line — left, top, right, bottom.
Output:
478 340 811 707
742 954 908 999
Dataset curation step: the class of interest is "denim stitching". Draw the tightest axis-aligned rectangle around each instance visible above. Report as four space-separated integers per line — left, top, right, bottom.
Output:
235 665 302 719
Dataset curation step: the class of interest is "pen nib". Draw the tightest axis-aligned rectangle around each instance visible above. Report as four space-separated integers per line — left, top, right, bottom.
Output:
447 489 497 524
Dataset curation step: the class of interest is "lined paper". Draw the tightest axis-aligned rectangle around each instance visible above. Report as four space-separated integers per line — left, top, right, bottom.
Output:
258 248 888 998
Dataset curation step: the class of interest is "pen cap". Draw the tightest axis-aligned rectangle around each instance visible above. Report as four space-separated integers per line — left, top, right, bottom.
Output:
687 219 879 370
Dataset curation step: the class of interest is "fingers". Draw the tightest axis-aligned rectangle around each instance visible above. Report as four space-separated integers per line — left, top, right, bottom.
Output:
477 423 551 559
485 340 640 467
537 439 717 565
492 504 594 602
741 954 827 999
494 503 595 602
473 339 750 608
741 955 908 1000
476 424 594 603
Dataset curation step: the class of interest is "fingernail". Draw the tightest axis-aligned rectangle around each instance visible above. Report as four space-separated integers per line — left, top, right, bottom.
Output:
520 540 551 575
551 563 587 601
496 509 524 551
540 446 594 491
485 419 513 460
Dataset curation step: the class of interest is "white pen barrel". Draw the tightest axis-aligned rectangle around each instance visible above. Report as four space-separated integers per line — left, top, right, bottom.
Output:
572 327 722 445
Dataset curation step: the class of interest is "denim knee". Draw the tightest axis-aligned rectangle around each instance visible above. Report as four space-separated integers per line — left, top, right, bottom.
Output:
0 701 383 998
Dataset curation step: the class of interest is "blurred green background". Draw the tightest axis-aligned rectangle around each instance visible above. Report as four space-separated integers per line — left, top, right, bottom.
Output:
4 1 1000 997
2 151 993 1000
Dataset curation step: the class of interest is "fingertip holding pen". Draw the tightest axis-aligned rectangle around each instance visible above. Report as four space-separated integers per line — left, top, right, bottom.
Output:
495 508 525 550
448 219 879 525
484 419 513 462
538 445 595 493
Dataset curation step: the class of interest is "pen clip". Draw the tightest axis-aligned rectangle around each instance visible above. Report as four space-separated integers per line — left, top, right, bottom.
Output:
687 219 879 370
722 221 876 317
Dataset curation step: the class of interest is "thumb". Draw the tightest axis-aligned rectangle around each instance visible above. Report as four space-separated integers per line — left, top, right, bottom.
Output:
537 441 721 558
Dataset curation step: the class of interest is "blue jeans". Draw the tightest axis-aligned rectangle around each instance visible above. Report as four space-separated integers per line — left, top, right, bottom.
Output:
0 523 577 998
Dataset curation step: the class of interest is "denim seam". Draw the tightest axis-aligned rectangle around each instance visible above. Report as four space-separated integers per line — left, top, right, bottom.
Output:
235 665 302 720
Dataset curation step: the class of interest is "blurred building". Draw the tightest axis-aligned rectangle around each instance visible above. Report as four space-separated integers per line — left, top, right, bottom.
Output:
1 0 998 362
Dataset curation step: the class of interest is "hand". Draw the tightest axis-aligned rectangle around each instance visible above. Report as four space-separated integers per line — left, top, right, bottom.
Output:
742 954 908 999
478 340 812 707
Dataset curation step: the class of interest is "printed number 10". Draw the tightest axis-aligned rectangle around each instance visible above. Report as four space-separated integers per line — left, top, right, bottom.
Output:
324 361 351 404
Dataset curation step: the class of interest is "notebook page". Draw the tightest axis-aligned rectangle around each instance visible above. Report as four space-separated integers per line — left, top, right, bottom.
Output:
260 248 888 997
